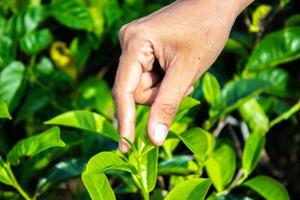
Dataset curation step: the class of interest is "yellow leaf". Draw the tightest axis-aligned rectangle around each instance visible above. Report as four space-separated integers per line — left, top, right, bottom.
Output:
50 41 77 78
250 5 272 33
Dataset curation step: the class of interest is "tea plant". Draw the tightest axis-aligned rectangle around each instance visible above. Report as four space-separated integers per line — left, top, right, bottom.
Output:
0 0 299 199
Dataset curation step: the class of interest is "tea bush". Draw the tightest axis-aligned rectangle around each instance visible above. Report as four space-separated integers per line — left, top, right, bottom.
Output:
0 0 299 199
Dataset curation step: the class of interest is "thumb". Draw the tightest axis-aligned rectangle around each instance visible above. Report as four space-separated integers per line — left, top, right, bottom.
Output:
147 59 195 146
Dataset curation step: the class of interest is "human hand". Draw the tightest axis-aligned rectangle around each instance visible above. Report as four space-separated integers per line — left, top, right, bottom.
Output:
113 0 253 152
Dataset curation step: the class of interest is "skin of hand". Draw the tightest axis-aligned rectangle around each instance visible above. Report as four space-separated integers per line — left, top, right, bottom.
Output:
113 0 254 152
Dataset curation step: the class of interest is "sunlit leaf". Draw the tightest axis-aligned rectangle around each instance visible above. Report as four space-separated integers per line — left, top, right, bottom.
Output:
205 141 236 192
243 176 290 200
242 132 265 177
249 5 272 33
82 152 134 200
245 27 300 73
0 101 12 119
7 127 66 165
202 72 221 107
165 178 211 200
45 110 119 141
176 128 215 163
174 97 200 122
139 147 158 193
210 78 271 119
239 98 269 134
0 156 13 186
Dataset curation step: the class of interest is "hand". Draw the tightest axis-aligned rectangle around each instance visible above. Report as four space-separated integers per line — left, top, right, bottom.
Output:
113 0 253 152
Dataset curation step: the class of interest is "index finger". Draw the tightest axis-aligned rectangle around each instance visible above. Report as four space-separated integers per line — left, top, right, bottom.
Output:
113 52 143 152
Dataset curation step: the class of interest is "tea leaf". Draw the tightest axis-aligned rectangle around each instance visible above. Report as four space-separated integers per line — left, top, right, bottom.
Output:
45 110 119 141
270 100 300 127
239 98 269 134
7 127 66 165
50 0 93 30
203 72 221 107
177 128 215 163
205 141 236 192
139 147 158 193
0 156 13 186
82 152 135 200
242 132 265 177
158 155 197 175
20 29 53 55
0 101 11 119
243 176 290 200
165 178 211 200
0 61 25 111
245 27 300 73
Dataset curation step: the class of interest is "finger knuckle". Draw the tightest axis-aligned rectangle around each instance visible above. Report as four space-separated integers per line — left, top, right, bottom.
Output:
157 102 178 118
112 86 121 100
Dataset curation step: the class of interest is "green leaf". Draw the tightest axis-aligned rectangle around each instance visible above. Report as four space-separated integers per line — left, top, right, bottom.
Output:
0 34 15 68
177 128 215 163
174 97 200 122
238 98 269 134
85 0 108 38
0 156 13 186
7 127 66 165
138 147 159 193
0 101 12 119
20 28 53 55
165 178 211 200
202 72 221 106
208 78 271 123
249 5 272 33
0 61 25 111
44 110 119 141
50 0 93 30
7 5 47 39
256 68 290 96
35 57 54 76
245 27 300 73
243 176 290 200
79 78 115 120
16 89 52 123
205 141 236 192
270 100 300 127
38 158 86 190
285 14 300 27
82 152 134 200
242 132 265 177
224 38 248 57
158 155 197 175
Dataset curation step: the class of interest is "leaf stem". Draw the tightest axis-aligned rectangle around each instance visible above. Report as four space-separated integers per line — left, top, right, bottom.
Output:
6 164 32 200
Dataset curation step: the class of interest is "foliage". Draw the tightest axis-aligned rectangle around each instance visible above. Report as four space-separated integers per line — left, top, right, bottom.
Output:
0 0 299 199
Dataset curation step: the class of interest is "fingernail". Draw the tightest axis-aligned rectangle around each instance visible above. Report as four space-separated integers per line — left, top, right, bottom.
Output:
153 123 168 146
119 139 129 153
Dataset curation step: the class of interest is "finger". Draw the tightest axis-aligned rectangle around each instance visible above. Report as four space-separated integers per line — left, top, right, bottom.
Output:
134 72 160 104
185 86 194 96
134 85 159 105
113 53 143 152
148 59 196 146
